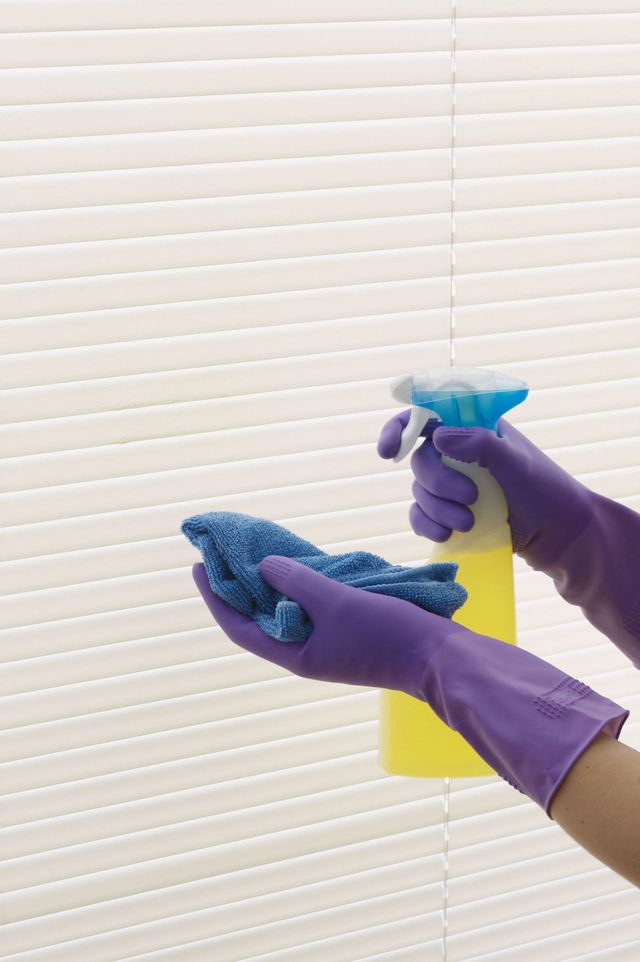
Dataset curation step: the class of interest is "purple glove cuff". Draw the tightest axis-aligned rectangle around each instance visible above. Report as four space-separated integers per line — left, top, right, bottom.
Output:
417 627 630 818
527 491 640 670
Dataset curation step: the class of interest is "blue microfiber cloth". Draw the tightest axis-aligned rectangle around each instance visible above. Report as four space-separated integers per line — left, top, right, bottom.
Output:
182 511 468 642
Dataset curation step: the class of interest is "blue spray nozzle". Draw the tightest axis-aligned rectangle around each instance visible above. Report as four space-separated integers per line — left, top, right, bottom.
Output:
391 367 529 461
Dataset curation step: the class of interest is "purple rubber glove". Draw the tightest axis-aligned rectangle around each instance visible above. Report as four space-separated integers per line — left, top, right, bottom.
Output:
193 559 628 818
378 411 640 669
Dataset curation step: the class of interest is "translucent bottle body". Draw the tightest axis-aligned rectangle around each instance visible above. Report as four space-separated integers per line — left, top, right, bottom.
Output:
379 456 517 777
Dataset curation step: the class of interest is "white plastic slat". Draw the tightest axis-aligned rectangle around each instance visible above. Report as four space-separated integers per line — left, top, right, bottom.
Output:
0 86 450 142
458 168 640 211
2 312 636 395
0 248 451 321
0 22 452 70
0 470 413 565
0 679 362 764
458 14 640 48
0 784 435 894
449 845 619 908
2 100 633 156
456 137 640 178
458 75 640 113
2 343 637 428
2 279 638 355
0 672 372 760
0 279 449 353
458 1 640 14
0 427 635 536
0 505 412 598
0 856 440 959
0 118 449 179
0 55 449 106
241 921 439 962
5 68 640 114
0 311 440 388
453 850 640 941
3 5 640 962
1 724 383 812
457 260 640 304
2 158 638 221
0 840 442 959
0 183 450 250
2 189 640 262
2 116 640 181
25 886 439 962
0 151 450 214
1 731 391 831
0 464 636 622
460 915 640 962
0 1 451 31
457 106 640 148
0 215 450 285
0 367 634 462
457 198 640 243
2 798 437 922
0 340 438 424
4 76 640 140
2 400 636 501
457 45 640 84
0 749 390 842
449 890 640 962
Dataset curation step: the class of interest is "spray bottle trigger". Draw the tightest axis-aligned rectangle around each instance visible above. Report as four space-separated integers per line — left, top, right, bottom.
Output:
393 406 433 463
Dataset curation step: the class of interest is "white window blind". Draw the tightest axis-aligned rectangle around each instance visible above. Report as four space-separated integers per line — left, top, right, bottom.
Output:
1 1 640 960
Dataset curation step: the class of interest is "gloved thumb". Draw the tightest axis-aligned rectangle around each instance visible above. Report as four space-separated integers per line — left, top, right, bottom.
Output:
259 555 345 617
432 424 501 468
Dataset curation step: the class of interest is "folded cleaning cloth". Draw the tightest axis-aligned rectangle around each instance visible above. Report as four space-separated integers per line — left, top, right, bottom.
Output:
182 511 468 642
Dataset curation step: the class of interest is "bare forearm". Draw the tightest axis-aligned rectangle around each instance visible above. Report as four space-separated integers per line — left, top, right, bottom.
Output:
550 732 640 886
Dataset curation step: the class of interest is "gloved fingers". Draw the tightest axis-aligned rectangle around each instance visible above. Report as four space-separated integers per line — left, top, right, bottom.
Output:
259 555 350 620
411 480 475 533
410 435 478 504
409 501 452 543
192 564 302 669
432 423 509 473
377 410 410 459
377 411 440 460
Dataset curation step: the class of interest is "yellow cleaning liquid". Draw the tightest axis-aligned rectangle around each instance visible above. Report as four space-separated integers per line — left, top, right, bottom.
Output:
379 456 517 777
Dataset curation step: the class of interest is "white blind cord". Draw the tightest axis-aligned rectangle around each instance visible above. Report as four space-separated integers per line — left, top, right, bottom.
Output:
442 776 451 962
448 0 458 371
442 2 458 956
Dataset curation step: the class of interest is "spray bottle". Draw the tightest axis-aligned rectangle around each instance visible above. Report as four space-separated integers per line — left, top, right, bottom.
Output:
379 367 529 777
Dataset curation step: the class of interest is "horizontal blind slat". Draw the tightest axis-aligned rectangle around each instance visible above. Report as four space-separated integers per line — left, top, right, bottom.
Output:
0 854 439 958
0 118 450 178
0 54 449 106
0 86 451 142
0 183 450 250
0 151 447 214
0 1 451 31
0 430 636 530
2 795 435 922
3 401 637 498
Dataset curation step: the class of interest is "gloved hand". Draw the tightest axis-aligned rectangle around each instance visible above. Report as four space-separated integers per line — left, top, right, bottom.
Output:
193 558 629 818
378 412 640 668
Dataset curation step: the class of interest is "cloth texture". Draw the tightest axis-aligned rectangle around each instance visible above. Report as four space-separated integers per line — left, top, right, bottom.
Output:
182 511 468 642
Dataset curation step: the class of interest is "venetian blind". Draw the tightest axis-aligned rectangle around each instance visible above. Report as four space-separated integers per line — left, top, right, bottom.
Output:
1 2 640 960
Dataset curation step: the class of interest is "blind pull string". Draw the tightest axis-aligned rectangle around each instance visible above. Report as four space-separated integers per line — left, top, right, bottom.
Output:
448 0 458 370
442 6 458 958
